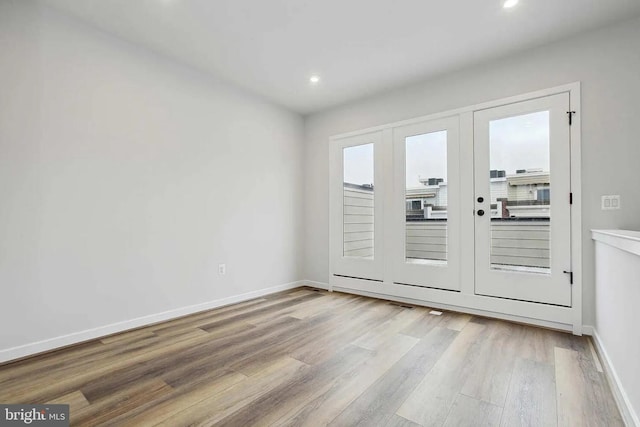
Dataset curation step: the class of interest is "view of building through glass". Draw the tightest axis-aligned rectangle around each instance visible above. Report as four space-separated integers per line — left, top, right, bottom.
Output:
405 131 448 265
341 113 551 273
489 110 551 273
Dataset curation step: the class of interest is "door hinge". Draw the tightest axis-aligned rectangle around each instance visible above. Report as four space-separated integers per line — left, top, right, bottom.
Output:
563 270 574 285
567 111 576 126
569 192 573 204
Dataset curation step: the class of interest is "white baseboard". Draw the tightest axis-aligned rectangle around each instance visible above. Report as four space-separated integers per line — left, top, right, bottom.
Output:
0 280 305 364
591 328 639 427
582 325 594 336
304 280 330 291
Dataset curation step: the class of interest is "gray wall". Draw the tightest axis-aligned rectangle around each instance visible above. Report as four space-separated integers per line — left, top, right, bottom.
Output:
0 2 304 352
304 16 640 326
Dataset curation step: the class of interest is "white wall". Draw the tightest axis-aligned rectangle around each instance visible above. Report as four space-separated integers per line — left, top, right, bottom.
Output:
0 1 304 356
304 16 640 326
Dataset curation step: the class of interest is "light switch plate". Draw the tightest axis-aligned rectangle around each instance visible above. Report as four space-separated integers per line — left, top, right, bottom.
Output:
601 195 621 210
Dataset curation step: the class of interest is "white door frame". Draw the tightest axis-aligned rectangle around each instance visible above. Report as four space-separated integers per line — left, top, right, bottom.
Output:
328 82 583 334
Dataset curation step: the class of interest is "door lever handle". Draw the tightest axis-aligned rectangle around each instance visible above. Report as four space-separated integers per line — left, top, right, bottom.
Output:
563 270 574 284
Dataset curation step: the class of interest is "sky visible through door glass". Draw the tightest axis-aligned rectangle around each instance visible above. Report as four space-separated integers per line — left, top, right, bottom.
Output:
405 131 447 187
490 111 549 173
343 143 374 185
342 111 549 186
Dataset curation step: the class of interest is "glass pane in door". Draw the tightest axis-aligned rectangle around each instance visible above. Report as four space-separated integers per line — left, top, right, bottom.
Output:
489 111 550 273
343 143 374 258
405 131 447 265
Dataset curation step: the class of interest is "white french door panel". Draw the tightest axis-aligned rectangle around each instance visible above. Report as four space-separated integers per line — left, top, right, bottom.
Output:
473 93 572 306
391 116 461 291
330 131 384 281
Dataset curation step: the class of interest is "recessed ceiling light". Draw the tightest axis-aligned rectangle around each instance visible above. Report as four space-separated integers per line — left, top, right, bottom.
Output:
309 75 320 85
503 0 519 8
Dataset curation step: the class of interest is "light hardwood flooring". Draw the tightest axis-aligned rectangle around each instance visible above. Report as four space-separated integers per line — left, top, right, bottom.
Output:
0 288 623 426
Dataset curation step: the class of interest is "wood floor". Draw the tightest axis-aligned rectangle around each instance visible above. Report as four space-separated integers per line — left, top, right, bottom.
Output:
0 288 623 426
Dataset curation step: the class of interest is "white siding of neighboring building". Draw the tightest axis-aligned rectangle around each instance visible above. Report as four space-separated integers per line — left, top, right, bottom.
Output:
491 221 550 268
343 187 374 258
490 179 508 203
407 220 550 268
342 184 550 268
435 184 448 207
406 222 448 261
509 184 538 202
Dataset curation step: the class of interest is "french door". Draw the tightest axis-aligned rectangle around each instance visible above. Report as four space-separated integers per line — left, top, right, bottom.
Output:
474 93 572 306
392 117 461 291
329 131 385 281
330 89 575 310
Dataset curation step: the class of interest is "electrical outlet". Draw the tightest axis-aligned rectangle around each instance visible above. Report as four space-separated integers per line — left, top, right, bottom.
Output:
611 195 620 209
601 195 621 210
218 264 226 275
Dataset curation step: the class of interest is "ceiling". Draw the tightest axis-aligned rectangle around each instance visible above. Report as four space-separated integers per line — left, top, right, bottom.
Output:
43 0 640 115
